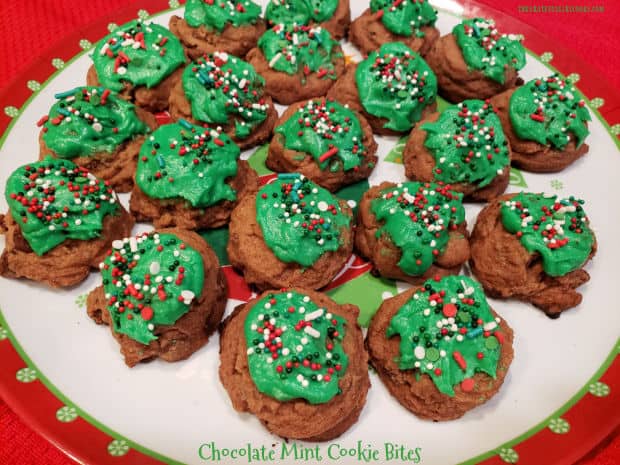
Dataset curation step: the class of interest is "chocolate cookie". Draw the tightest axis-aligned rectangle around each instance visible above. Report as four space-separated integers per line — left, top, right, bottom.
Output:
266 98 378 192
425 18 526 103
469 192 597 317
403 99 511 201
38 86 157 193
265 0 351 40
349 1 439 57
130 121 258 229
86 229 227 367
490 74 590 172
227 174 354 290
219 288 369 440
168 51 278 150
169 0 266 60
367 275 514 421
246 24 345 105
0 157 134 288
355 181 470 284
87 19 185 113
326 42 437 135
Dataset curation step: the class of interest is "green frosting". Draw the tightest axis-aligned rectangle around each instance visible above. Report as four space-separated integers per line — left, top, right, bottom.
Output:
387 275 505 396
370 0 437 37
100 231 205 345
4 157 119 256
509 74 591 150
266 0 338 25
92 19 185 92
421 99 509 188
185 0 262 31
356 42 437 132
182 52 270 139
135 121 240 208
501 192 594 277
40 86 149 159
371 182 465 276
245 290 348 404
453 18 525 84
275 98 366 172
256 174 351 267
258 24 341 79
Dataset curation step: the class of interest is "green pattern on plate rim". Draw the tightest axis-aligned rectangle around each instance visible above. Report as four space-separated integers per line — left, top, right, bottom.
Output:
79 39 92 50
590 97 604 109
16 367 37 383
108 439 130 457
51 58 65 69
27 80 41 91
589 381 610 397
548 417 570 434
498 447 519 463
0 326 7 341
540 51 553 63
4 106 19 118
56 405 79 423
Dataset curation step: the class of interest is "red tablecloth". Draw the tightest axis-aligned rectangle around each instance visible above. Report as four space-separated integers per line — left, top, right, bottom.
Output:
0 1 618 464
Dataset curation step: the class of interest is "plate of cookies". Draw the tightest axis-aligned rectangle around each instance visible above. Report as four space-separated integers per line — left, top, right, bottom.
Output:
0 0 618 464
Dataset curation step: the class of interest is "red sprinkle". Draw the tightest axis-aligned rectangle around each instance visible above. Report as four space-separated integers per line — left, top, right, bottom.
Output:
140 307 154 321
442 303 457 318
461 378 475 392
318 147 339 163
453 351 467 371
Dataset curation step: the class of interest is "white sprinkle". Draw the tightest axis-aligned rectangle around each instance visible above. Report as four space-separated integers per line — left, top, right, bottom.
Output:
304 309 324 321
181 290 195 303
268 52 282 68
304 326 321 338
483 321 497 331
317 201 328 212
149 262 160 275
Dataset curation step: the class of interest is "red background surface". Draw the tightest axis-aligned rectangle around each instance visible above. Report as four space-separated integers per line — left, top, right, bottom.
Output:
0 0 618 464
